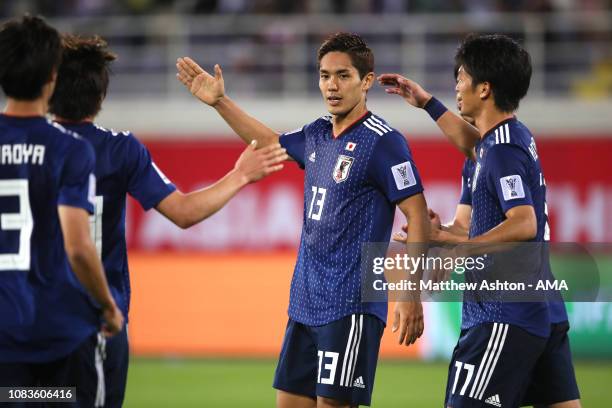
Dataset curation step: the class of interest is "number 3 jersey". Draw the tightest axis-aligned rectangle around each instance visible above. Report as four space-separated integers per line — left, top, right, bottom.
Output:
60 122 176 320
280 112 424 326
0 115 98 362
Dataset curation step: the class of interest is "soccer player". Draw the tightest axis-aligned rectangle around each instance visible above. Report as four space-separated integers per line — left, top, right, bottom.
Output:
0 15 123 389
380 34 580 408
177 32 430 408
48 34 288 407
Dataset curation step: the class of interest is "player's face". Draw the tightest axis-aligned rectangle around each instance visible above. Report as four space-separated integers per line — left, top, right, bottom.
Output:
455 66 480 118
319 51 371 117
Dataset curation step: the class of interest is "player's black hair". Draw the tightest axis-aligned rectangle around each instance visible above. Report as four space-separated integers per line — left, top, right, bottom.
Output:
0 14 62 100
455 33 532 112
49 35 116 121
317 32 374 79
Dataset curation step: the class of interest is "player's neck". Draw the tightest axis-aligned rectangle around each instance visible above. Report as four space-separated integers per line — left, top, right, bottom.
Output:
332 101 368 136
474 107 514 138
3 98 47 118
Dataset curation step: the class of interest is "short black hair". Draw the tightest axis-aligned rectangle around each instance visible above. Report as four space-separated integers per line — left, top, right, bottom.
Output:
455 34 532 112
317 32 374 79
49 35 116 121
0 14 62 100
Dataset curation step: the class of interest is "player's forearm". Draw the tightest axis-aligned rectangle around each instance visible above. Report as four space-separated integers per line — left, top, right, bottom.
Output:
405 209 430 283
468 216 536 245
214 96 280 147
158 170 246 229
438 224 469 244
424 98 479 160
66 243 115 310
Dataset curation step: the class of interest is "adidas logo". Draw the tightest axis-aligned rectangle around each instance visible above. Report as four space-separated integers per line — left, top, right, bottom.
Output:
309 152 316 162
352 376 365 389
485 394 502 407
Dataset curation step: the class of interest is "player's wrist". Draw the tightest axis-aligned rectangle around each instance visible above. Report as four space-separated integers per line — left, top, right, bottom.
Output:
423 96 448 121
212 94 229 109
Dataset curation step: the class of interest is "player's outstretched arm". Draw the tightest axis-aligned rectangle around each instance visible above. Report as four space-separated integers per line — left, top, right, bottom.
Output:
58 206 124 336
393 206 471 245
392 193 430 346
176 57 280 148
155 140 287 229
378 73 479 160
469 205 537 244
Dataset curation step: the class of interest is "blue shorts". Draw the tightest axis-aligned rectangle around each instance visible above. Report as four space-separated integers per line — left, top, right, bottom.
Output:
445 322 547 408
0 332 104 407
73 327 129 408
273 314 384 406
522 321 580 406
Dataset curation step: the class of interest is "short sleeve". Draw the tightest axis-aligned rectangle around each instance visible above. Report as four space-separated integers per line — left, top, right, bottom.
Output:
125 134 177 210
367 131 424 203
485 144 533 213
459 159 474 205
58 139 96 214
280 127 306 169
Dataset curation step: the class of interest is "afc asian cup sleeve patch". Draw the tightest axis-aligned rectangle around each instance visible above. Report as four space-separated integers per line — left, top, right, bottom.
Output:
391 161 416 190
500 175 525 201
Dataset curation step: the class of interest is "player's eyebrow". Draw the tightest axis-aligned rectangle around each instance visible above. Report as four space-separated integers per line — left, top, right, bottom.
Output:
319 68 352 75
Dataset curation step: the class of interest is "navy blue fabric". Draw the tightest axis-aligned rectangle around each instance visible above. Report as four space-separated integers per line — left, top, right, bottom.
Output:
522 321 580 406
463 118 568 338
60 122 176 319
0 115 99 363
459 159 476 205
445 322 547 408
273 314 384 406
0 332 100 407
279 112 424 326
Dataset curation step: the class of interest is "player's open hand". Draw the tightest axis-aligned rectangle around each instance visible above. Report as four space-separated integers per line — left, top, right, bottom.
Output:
235 140 288 183
392 301 424 346
101 302 124 337
377 73 432 108
176 57 225 106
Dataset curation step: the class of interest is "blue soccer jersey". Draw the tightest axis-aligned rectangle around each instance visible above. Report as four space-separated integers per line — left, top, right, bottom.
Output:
60 122 176 319
0 115 100 363
280 112 424 326
459 158 476 206
465 117 567 338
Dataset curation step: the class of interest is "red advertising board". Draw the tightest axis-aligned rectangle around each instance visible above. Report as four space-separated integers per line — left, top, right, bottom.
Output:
126 136 612 250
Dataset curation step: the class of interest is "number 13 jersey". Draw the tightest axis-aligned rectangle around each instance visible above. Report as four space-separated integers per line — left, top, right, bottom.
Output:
280 112 424 326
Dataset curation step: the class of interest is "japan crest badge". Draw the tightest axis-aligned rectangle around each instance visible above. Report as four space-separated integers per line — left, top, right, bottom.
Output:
333 155 354 183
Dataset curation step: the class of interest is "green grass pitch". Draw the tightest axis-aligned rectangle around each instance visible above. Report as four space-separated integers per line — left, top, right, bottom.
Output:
125 358 612 407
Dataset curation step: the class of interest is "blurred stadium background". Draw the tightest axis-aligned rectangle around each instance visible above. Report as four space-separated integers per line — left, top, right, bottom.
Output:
3 0 612 406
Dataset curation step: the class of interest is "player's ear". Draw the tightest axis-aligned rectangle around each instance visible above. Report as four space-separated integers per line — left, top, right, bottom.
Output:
479 81 492 100
362 72 375 92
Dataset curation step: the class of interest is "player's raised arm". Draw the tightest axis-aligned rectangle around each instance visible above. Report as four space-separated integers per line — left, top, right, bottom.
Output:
176 57 280 148
155 140 287 229
58 206 123 336
378 73 479 160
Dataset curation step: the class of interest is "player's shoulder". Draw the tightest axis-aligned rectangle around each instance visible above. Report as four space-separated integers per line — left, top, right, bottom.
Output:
91 123 134 141
47 120 94 155
360 113 400 138
305 115 333 133
489 118 533 148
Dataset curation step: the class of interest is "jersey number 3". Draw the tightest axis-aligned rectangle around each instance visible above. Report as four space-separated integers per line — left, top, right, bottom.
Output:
0 180 33 270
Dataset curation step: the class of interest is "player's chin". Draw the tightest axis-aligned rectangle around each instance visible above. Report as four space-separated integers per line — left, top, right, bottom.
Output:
326 103 348 116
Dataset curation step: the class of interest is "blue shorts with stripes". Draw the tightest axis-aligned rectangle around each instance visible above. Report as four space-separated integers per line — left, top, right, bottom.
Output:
273 314 384 406
444 322 547 408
